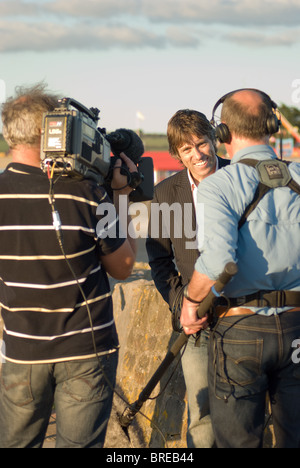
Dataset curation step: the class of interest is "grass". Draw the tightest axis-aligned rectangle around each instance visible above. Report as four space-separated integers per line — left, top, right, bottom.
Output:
0 133 169 154
140 133 169 152
0 135 9 154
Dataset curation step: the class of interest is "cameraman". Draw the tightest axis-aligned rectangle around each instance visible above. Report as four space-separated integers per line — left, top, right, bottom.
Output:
0 83 136 448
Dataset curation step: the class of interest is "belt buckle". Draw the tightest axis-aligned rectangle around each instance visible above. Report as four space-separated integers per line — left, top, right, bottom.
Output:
259 290 286 307
277 290 286 308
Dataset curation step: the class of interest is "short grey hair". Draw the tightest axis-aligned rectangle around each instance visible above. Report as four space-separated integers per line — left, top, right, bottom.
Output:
1 82 60 148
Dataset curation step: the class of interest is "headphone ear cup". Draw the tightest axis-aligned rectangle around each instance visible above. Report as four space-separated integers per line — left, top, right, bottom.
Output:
266 114 280 135
215 123 231 144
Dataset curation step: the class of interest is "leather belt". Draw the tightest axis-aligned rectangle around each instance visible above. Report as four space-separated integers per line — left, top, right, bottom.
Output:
223 290 300 308
216 306 300 319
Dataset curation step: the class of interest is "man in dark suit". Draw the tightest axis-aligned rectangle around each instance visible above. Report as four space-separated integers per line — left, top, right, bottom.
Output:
146 109 230 448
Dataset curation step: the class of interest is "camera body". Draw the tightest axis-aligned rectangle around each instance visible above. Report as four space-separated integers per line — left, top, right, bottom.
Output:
40 98 154 201
41 98 111 181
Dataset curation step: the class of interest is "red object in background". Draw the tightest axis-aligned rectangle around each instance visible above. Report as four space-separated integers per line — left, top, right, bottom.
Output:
143 151 183 171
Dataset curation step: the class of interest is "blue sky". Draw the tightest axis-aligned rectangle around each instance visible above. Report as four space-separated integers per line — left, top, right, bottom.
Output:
0 0 300 133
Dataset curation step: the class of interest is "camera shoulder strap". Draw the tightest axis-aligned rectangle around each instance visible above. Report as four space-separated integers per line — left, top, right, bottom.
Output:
237 158 300 229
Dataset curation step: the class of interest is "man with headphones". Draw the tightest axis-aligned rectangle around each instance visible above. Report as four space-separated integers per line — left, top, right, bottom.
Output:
180 89 300 448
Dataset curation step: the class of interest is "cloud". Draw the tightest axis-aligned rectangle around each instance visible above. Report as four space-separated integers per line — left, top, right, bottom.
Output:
225 29 300 48
141 0 300 27
45 0 138 17
0 0 299 52
44 0 300 27
2 0 299 26
0 21 168 53
166 27 202 47
0 0 41 16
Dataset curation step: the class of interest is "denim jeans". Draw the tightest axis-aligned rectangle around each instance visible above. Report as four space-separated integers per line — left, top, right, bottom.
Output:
208 311 300 448
0 352 118 448
181 329 214 448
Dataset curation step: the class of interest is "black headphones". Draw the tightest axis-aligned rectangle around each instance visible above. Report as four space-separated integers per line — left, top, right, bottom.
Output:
210 88 281 144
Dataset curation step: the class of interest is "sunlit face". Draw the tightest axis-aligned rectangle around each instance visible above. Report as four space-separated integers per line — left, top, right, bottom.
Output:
177 134 217 184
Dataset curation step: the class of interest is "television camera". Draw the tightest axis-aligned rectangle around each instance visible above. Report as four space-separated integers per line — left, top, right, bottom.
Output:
40 97 154 202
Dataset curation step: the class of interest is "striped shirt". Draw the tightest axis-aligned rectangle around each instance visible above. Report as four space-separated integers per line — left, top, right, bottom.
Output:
0 163 125 364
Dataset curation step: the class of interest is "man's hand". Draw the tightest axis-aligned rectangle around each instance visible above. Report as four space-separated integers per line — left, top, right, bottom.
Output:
111 152 138 196
180 270 215 335
180 297 209 335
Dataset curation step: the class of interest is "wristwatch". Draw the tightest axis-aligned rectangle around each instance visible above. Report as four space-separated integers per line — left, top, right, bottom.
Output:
183 285 201 304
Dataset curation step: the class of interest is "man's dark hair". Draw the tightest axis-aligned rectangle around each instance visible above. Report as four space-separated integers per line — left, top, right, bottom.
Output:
167 109 216 160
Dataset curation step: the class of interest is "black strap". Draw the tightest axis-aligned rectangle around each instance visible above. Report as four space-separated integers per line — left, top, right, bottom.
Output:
216 290 300 308
238 183 270 229
237 158 258 169
237 159 300 229
288 178 300 196
224 290 300 308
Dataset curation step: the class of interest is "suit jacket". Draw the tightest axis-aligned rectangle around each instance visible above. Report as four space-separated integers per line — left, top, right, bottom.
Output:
146 156 230 309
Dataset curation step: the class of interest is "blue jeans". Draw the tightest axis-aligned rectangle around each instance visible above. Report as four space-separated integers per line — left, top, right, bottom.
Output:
181 329 214 448
208 311 300 448
0 352 118 448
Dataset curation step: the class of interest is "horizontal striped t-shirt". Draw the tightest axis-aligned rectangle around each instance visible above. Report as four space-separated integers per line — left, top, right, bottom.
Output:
0 163 125 364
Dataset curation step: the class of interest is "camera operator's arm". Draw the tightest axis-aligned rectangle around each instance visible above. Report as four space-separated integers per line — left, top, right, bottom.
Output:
112 153 138 257
99 153 137 280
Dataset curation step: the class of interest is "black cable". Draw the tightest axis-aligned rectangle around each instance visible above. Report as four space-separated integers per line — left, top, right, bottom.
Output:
148 341 187 401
